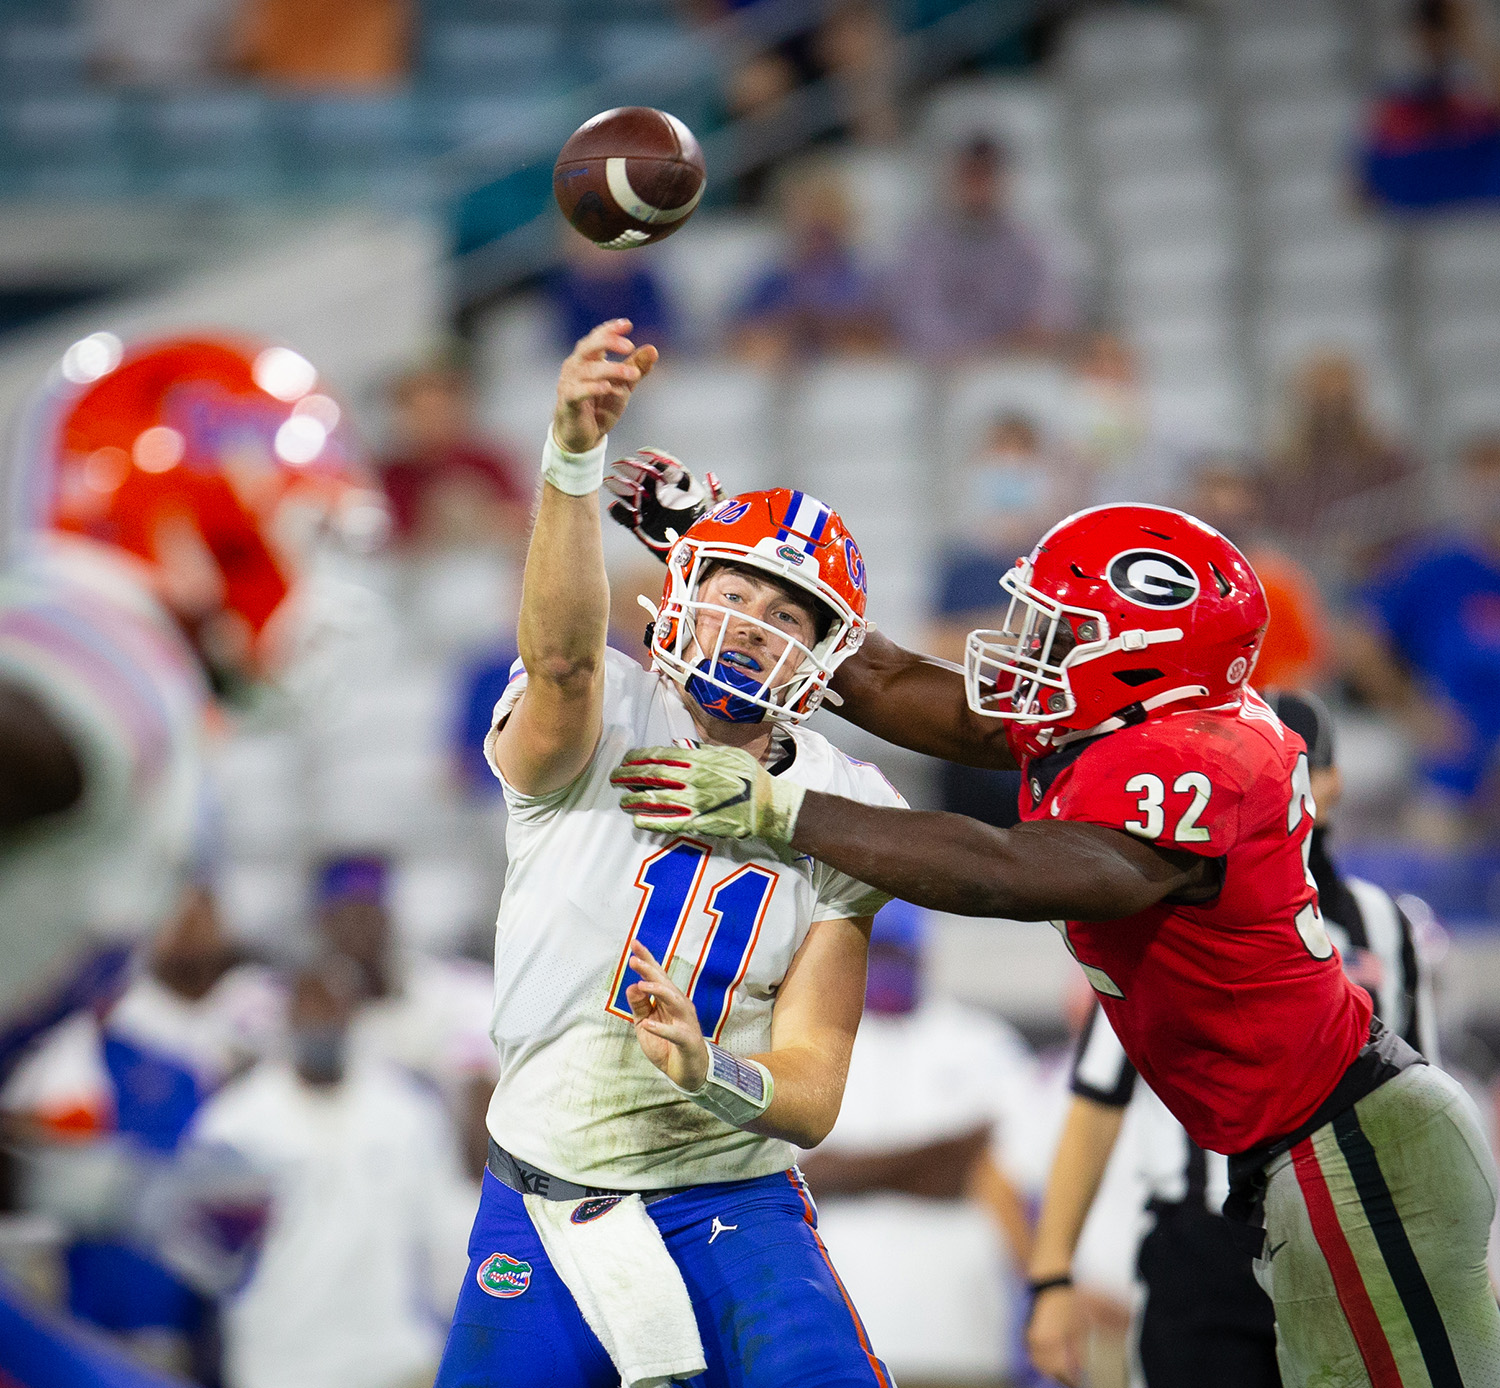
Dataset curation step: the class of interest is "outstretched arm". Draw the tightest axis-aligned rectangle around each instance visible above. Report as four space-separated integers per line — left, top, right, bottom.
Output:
612 748 1212 920
786 795 1206 920
602 452 1016 772
829 630 1018 770
490 321 656 796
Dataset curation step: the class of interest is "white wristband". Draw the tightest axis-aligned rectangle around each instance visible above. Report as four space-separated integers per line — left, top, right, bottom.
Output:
541 429 608 496
670 1042 775 1128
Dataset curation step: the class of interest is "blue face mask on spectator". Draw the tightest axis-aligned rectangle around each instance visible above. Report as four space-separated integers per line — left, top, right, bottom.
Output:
686 651 768 724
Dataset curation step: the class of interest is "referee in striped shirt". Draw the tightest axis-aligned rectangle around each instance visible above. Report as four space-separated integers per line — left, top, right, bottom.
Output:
1025 690 1439 1388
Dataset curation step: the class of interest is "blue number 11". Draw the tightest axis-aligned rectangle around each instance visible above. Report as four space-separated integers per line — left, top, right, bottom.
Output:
606 840 778 1042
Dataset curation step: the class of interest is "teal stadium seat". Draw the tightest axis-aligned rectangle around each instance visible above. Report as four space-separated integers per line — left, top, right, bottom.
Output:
289 94 424 201
136 91 279 201
0 20 87 92
1 93 128 197
423 21 570 92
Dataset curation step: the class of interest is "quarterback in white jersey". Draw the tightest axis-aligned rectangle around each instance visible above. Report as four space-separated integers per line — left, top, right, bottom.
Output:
434 322 901 1388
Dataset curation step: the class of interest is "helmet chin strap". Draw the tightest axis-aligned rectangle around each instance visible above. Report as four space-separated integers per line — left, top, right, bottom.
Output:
1050 684 1211 749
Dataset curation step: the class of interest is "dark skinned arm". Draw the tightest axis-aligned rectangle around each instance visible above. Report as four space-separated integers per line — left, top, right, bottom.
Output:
829 630 1018 771
789 794 1211 921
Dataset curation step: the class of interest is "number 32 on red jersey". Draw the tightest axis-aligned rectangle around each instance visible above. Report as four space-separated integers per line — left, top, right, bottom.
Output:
1054 753 1333 999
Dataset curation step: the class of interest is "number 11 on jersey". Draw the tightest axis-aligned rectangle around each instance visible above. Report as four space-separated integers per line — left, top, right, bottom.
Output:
606 839 779 1041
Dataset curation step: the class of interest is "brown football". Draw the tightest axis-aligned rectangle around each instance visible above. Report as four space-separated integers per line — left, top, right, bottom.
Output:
553 107 706 249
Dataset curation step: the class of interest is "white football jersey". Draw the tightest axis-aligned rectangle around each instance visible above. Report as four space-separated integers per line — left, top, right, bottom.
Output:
485 647 904 1191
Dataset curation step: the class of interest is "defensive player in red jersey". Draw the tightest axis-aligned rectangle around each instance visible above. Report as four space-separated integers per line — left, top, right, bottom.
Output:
611 500 1500 1388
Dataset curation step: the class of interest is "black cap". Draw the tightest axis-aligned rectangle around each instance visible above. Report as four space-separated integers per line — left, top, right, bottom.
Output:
1265 688 1335 770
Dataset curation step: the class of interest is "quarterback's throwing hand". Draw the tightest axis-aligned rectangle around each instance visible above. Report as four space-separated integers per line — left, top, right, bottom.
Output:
625 940 709 1091
610 745 805 844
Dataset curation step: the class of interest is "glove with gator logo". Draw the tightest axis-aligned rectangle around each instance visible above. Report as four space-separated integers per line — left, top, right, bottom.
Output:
610 745 805 844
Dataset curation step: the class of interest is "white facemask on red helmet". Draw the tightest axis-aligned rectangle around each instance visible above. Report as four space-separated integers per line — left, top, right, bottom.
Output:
647 489 868 724
965 505 1269 755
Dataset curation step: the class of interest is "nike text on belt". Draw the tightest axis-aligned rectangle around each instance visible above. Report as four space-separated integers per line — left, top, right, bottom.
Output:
487 1139 678 1206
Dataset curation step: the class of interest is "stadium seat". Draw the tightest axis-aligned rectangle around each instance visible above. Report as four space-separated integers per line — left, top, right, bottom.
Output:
1240 92 1360 181
137 92 279 199
393 858 497 953
581 21 696 82
211 733 307 859
1061 9 1202 95
287 94 423 198
1224 16 1352 93
628 360 779 493
1262 229 1392 314
1117 241 1235 322
789 361 929 465
1086 96 1215 180
0 21 87 92
651 213 781 351
423 20 569 91
218 862 310 950
1 94 128 196
1099 172 1236 249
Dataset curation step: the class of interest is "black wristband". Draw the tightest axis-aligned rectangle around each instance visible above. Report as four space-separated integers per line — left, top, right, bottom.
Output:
1027 1274 1073 1297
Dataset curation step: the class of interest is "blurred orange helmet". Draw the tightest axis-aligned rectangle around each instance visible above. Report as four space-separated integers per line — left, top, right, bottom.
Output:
7 332 386 678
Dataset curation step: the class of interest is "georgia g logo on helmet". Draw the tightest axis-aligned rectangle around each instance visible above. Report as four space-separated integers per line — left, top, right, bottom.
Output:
1106 549 1200 610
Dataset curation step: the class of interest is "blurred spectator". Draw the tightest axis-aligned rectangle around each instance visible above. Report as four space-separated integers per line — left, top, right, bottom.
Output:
1 885 281 1378
890 135 1075 362
731 163 891 364
189 957 474 1388
1265 351 1421 591
317 856 498 1179
85 0 235 84
927 412 1080 822
229 0 409 87
800 901 1042 1387
929 412 1085 666
1346 432 1500 846
1187 459 1331 691
545 234 676 355
1362 0 1500 210
702 0 898 146
378 363 529 551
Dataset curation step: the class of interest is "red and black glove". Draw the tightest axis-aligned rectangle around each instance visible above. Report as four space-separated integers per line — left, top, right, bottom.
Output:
605 448 724 560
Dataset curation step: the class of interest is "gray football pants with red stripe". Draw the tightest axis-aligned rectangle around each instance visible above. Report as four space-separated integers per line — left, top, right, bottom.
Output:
1253 1063 1500 1386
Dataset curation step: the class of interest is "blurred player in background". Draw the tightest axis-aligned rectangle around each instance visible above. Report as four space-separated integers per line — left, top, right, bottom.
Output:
800 898 1042 1388
435 319 903 1388
614 499 1500 1388
1027 689 1441 1388
187 955 474 1388
18 331 386 699
0 334 212 1383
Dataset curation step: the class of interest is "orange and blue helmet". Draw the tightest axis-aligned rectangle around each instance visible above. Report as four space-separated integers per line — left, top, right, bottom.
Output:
648 488 868 723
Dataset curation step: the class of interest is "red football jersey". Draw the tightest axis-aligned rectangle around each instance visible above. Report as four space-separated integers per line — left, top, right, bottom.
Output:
1012 689 1373 1153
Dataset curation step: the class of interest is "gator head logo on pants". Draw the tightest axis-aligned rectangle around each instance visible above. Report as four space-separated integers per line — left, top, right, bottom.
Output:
476 1252 532 1298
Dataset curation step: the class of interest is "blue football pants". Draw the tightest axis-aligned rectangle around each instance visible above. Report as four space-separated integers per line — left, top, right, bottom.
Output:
434 1168 894 1388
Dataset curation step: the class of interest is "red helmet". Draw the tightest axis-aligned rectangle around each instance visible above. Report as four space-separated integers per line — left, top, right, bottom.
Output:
650 488 868 723
10 332 385 677
965 504 1269 753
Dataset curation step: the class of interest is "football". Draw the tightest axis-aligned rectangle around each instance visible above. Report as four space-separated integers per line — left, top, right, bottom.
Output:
553 107 706 249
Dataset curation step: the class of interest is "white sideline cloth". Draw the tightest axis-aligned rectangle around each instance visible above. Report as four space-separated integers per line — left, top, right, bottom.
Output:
524 1192 707 1388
